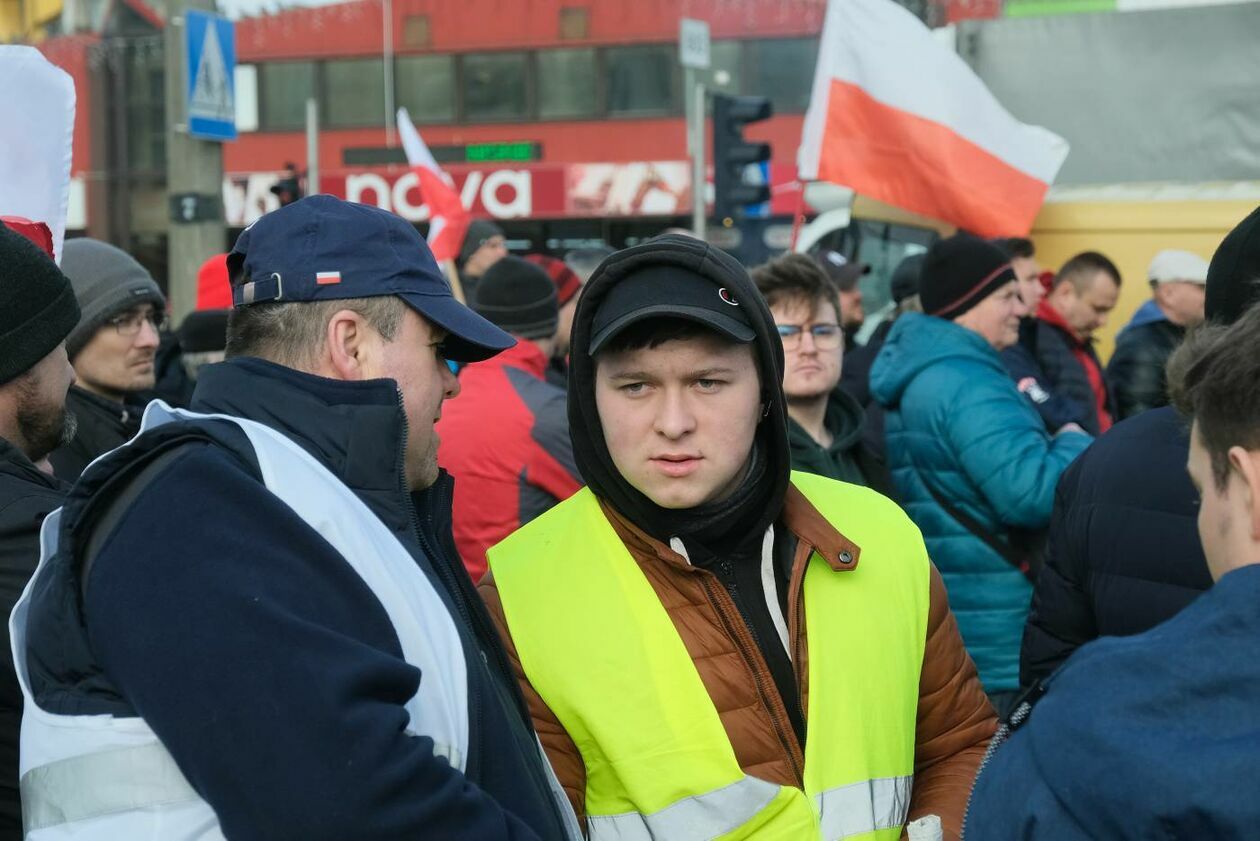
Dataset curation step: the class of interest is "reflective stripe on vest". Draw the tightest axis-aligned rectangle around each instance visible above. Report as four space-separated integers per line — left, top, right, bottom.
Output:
488 471 929 840
13 401 521 839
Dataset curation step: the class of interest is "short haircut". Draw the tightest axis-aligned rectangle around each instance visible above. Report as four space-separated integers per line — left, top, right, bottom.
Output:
1168 304 1260 489
225 296 407 369
750 253 843 322
995 237 1035 260
1055 251 1122 293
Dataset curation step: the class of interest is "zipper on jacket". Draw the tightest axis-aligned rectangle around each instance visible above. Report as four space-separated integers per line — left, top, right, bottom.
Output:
699 574 804 785
392 393 486 778
395 392 567 832
960 692 1039 839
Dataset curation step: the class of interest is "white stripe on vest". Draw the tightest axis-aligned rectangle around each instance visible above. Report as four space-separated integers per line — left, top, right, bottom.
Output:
11 401 542 838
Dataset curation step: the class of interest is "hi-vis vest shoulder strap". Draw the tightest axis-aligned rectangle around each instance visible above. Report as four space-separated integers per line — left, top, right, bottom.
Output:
11 402 485 840
488 471 930 841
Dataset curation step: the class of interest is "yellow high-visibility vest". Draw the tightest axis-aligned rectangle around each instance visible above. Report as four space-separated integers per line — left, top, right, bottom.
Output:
489 471 930 840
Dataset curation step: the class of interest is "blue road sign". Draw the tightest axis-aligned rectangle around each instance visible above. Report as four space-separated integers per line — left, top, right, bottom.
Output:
185 10 236 142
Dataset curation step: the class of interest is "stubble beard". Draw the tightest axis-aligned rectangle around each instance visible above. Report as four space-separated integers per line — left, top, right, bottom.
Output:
14 377 76 463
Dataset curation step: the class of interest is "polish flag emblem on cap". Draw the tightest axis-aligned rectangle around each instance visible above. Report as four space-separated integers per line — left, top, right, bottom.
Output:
316 271 341 285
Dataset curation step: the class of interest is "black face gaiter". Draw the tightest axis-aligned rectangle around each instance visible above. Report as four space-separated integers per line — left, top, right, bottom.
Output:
566 236 791 554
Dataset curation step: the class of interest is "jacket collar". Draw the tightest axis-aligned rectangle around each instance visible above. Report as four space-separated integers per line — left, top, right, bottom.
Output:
0 435 62 492
599 479 861 574
190 357 414 530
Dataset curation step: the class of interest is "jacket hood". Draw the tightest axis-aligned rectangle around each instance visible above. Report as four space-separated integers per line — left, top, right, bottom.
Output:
870 311 1003 409
568 235 791 545
1118 298 1169 337
787 388 865 456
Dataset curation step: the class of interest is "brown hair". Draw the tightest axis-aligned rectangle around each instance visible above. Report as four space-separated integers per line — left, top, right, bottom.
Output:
1168 304 1260 489
750 253 843 322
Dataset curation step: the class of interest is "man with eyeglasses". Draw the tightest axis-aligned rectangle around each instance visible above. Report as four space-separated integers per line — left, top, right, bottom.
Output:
48 238 166 481
752 253 894 496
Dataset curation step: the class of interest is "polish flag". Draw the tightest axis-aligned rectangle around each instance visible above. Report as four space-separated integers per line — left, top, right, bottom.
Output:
0 46 75 263
396 107 470 263
797 0 1069 238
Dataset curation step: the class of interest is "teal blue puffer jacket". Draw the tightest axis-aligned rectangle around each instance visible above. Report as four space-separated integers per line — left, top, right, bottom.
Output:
870 313 1091 691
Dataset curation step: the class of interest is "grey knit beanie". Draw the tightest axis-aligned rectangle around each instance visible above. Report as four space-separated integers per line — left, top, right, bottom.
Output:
61 238 166 360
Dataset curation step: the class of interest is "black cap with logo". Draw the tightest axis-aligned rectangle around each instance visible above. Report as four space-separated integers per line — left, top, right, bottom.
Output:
588 264 756 354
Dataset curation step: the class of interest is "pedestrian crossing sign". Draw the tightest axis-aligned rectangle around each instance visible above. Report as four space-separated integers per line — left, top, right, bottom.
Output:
185 10 236 142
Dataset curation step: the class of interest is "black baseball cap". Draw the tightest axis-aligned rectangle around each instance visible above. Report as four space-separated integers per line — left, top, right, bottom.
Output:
588 264 756 354
815 249 871 291
228 195 514 362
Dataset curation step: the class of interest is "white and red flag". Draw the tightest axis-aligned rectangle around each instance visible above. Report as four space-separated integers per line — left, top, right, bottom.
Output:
797 0 1069 238
396 107 470 263
0 46 75 262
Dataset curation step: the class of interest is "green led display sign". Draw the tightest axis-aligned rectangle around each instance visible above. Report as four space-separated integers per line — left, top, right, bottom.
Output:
465 142 540 163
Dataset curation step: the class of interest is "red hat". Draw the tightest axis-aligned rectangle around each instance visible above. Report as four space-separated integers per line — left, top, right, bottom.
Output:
196 253 232 310
523 254 582 306
0 216 55 261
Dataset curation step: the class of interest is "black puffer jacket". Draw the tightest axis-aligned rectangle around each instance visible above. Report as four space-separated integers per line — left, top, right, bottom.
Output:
1106 317 1183 420
0 438 66 839
1020 406 1212 687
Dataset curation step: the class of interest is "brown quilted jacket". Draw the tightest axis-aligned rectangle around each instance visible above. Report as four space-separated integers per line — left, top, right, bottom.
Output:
480 484 996 840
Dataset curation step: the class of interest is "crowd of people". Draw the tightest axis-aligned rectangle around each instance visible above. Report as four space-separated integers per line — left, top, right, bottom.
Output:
0 194 1257 839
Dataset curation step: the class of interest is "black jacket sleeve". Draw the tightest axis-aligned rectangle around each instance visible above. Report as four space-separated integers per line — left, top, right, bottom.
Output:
1107 332 1169 420
1019 457 1098 688
84 444 540 841
1001 341 1088 433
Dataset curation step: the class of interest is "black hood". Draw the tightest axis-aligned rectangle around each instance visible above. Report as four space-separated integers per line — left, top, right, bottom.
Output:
568 235 791 548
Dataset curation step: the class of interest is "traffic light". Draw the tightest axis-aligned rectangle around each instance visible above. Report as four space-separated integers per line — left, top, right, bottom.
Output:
711 93 772 222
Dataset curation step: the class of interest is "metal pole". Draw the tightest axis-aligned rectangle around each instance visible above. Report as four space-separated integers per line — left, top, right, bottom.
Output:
382 0 395 146
306 97 319 195
691 77 706 240
164 0 225 327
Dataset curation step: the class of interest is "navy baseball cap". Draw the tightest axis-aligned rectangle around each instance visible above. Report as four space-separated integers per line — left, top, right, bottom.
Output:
227 195 514 362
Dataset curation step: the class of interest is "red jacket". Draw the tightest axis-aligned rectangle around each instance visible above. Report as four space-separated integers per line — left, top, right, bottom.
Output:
437 341 581 581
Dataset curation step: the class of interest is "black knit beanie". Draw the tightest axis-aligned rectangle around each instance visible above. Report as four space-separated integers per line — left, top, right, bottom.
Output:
179 309 230 353
920 234 1016 320
0 223 81 385
1206 204 1260 325
472 255 559 340
458 219 505 269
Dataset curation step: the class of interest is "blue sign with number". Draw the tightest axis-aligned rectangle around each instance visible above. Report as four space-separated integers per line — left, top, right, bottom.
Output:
185 10 236 141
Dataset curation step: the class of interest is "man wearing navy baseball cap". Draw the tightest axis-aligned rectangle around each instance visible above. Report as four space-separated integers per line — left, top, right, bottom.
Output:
16 197 581 840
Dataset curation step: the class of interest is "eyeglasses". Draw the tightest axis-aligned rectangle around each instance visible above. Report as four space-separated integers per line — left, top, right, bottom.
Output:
106 309 166 337
776 323 842 350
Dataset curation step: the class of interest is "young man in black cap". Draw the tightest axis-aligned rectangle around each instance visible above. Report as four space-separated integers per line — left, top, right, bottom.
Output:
480 235 994 840
813 248 868 347
437 255 581 581
15 197 580 841
0 221 79 840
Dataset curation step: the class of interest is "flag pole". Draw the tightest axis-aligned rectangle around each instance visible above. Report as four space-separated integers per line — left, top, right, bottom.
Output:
789 180 809 252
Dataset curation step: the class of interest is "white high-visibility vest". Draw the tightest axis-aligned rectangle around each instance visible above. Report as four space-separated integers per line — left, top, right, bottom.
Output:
11 401 577 840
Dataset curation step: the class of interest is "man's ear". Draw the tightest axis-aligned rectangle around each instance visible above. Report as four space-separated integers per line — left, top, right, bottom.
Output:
322 309 373 381
1228 446 1260 541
